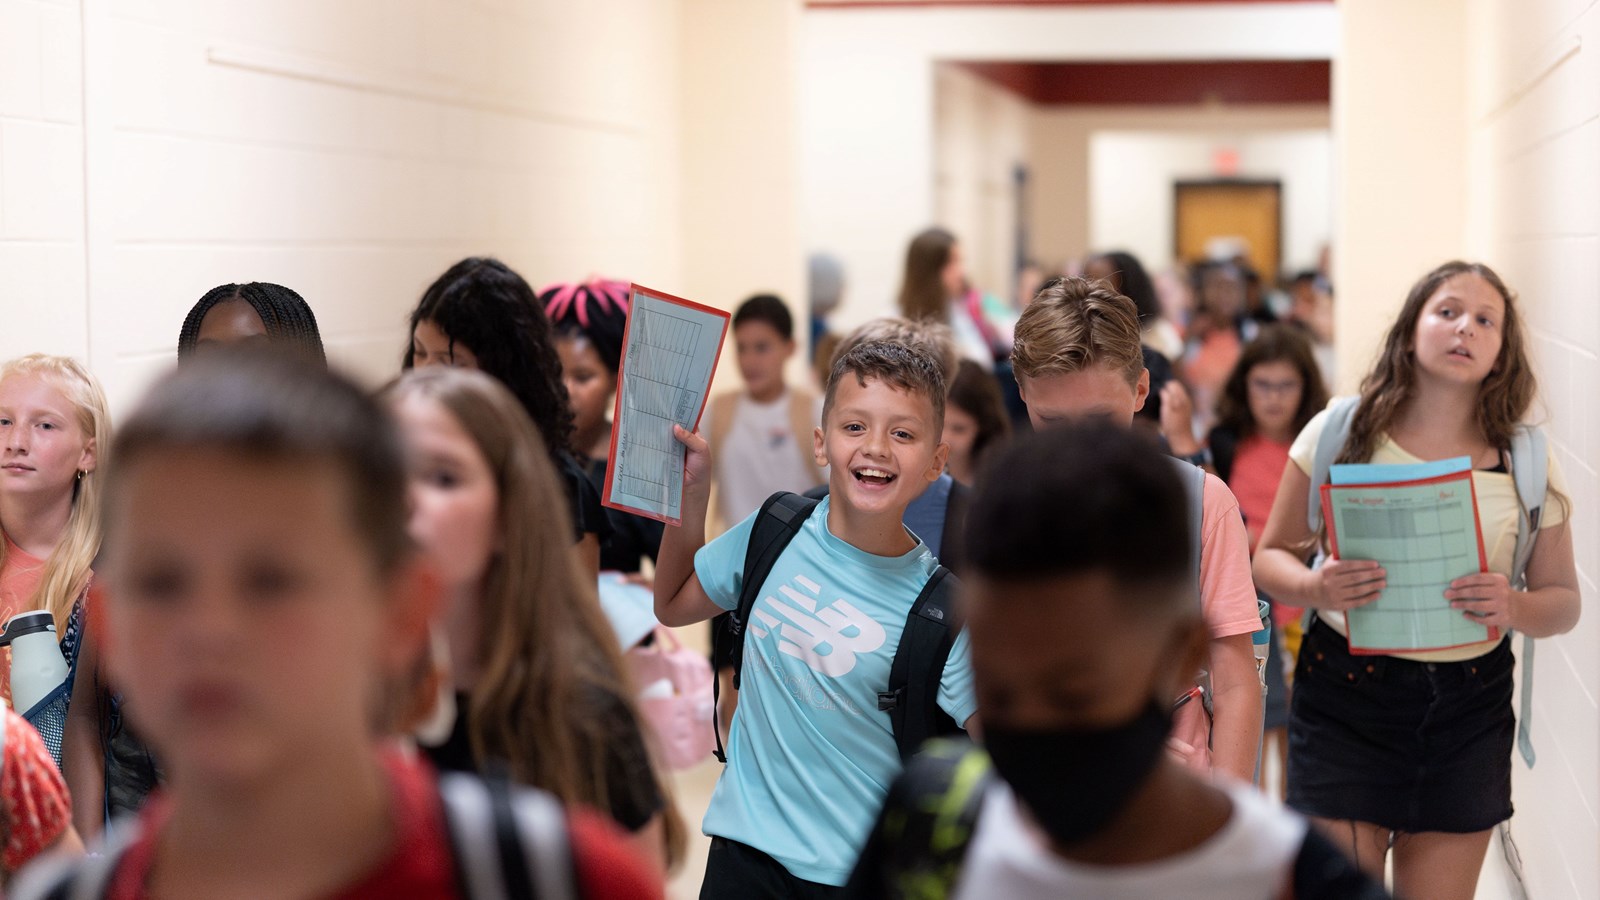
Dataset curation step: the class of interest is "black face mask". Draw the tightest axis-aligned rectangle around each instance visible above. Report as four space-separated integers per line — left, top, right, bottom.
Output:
982 701 1172 847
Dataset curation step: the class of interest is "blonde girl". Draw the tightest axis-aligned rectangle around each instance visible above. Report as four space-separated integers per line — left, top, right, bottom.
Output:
1254 261 1580 900
0 355 107 737
387 367 685 874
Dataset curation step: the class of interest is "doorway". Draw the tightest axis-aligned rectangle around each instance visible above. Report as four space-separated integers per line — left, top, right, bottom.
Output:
1174 179 1283 277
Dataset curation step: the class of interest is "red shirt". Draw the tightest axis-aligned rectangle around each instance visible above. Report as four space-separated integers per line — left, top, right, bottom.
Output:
3 707 70 872
103 752 662 900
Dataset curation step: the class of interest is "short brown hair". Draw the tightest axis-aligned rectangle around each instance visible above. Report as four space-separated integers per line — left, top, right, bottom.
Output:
823 340 947 435
1012 276 1144 387
831 316 958 384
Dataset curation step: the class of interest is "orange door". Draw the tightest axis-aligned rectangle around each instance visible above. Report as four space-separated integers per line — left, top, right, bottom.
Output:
1174 181 1282 278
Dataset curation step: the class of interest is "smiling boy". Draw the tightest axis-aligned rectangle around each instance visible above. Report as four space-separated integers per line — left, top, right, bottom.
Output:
655 341 977 898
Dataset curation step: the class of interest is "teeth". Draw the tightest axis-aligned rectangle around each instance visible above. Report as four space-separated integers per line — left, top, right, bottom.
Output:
857 468 892 478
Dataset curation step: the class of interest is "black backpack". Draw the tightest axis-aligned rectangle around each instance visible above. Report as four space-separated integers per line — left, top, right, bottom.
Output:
714 490 964 763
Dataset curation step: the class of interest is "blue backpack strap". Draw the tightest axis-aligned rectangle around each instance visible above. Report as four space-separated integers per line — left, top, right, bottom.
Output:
879 566 963 761
438 773 575 900
1507 425 1548 768
1307 397 1361 535
712 491 820 762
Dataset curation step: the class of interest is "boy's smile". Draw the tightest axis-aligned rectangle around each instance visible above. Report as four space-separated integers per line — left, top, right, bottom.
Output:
816 375 946 521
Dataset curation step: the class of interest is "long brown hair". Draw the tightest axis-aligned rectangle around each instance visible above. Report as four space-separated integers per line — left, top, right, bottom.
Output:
1214 325 1329 441
1339 261 1533 465
896 227 956 322
385 368 685 864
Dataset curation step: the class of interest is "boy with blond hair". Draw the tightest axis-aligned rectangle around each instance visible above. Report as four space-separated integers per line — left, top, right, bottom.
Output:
657 340 976 898
1010 276 1264 782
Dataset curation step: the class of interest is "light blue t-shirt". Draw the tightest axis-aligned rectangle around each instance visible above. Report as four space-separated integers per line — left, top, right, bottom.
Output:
694 495 978 885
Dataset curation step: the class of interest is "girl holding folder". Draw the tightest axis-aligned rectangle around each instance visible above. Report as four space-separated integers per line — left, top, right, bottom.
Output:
1252 261 1579 900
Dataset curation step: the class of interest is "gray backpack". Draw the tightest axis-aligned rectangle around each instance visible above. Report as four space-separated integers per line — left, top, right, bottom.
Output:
1306 396 1549 767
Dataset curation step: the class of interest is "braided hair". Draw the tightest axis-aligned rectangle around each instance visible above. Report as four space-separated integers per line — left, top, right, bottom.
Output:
539 278 631 374
177 283 326 363
403 257 575 457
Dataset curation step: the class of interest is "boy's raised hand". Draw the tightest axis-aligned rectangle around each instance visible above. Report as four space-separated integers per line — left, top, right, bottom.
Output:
672 424 713 493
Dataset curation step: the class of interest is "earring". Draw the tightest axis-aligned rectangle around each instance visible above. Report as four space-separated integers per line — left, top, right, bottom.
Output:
75 470 85 482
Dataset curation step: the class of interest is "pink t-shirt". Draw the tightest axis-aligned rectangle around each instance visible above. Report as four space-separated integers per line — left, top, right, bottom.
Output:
0 538 48 710
1197 472 1263 639
1228 434 1292 553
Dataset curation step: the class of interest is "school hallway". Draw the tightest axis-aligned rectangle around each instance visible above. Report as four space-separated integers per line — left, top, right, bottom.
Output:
1 0 1597 896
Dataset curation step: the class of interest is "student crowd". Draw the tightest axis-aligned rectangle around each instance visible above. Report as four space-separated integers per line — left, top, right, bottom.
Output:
0 230 1576 900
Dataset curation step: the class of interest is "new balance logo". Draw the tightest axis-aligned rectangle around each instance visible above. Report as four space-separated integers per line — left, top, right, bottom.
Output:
748 573 886 677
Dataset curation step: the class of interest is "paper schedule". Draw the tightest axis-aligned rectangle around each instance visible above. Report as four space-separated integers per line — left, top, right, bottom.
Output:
602 285 729 525
1321 467 1494 654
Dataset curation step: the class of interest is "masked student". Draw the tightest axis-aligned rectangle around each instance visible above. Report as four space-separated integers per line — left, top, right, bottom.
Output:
655 339 977 898
18 353 661 900
1008 277 1264 782
846 423 1388 900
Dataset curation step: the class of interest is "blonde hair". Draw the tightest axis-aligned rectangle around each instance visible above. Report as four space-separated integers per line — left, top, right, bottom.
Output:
1011 276 1144 386
0 355 110 631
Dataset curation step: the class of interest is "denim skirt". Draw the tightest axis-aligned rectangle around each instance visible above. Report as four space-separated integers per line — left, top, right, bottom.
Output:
1286 617 1515 834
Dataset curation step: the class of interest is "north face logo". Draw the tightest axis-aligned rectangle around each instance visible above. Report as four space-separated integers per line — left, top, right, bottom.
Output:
748 572 886 677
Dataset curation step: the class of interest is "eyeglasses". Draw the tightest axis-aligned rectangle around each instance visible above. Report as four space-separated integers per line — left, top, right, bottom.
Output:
1247 378 1301 397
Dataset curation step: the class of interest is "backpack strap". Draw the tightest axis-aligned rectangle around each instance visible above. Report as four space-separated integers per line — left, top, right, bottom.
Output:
786 389 825 488
1507 424 1548 769
1307 397 1361 535
438 773 575 900
1168 456 1206 606
878 566 962 761
712 491 820 762
938 479 971 576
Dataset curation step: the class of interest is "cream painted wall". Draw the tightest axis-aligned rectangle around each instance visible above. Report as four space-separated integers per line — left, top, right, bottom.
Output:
0 0 88 362
1087 127 1332 276
1031 105 1330 273
1332 0 1468 392
1463 1 1600 897
679 0 805 394
933 64 1030 304
799 2 1338 331
5 0 693 414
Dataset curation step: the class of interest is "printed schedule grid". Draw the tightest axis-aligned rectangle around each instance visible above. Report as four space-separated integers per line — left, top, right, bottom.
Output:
613 308 708 517
1338 492 1490 651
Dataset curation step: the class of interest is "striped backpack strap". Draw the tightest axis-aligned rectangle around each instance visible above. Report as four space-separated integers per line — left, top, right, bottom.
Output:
438 773 576 900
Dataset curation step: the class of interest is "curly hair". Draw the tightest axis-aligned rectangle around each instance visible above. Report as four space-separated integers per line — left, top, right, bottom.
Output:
404 258 574 457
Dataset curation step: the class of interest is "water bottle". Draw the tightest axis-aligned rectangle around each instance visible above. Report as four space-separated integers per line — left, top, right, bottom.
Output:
1252 597 1272 690
0 611 68 716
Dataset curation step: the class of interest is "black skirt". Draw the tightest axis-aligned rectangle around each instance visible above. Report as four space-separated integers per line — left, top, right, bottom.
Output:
1286 617 1515 834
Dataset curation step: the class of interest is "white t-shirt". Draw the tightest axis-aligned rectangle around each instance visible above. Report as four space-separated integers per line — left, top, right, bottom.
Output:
951 780 1307 900
704 389 826 526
